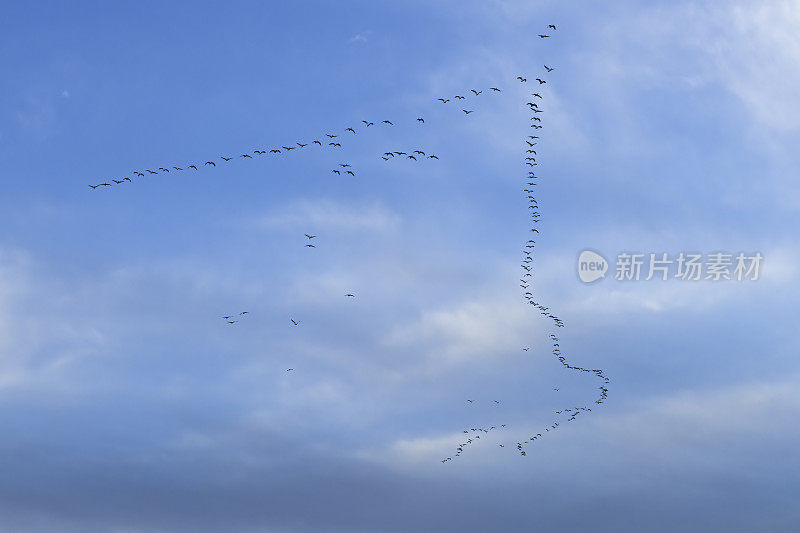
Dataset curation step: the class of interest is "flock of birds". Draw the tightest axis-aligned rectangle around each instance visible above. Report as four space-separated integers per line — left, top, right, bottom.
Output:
92 21 610 463
441 24 611 463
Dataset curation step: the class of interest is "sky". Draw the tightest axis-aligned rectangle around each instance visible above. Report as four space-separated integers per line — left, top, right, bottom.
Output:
1 0 799 531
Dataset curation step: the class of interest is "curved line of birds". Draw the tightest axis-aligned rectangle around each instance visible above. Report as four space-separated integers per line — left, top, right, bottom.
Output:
442 24 612 463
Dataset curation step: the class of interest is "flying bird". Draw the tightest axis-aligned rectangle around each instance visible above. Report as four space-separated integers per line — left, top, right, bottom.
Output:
382 120 393 125
437 98 450 103
470 89 482 95
548 24 557 30
417 118 424 123
205 161 215 166
305 234 316 239
536 78 546 84
490 87 501 91
517 76 527 82
544 65 554 72
539 34 550 38
462 109 473 114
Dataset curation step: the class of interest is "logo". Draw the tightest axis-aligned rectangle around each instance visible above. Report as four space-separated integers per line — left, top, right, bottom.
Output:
578 250 608 283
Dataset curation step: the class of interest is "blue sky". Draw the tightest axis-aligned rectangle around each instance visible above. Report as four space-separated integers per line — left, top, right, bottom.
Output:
1 0 799 531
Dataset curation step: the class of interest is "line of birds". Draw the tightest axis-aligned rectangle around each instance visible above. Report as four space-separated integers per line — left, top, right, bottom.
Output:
88 116 429 189
442 23 611 462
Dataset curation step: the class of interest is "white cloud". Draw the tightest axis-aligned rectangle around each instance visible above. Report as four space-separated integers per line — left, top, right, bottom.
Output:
254 198 401 234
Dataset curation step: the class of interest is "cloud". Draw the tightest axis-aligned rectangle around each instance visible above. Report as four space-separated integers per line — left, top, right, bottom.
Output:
253 198 401 234
349 30 372 44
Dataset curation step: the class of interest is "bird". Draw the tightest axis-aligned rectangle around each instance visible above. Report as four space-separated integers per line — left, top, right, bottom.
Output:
339 163 351 167
227 321 237 325
286 368 294 371
544 65 554 72
188 165 197 170
173 166 183 170
240 311 248 315
413 150 425 155
100 183 111 186
532 93 542 98
123 177 132 182
490 87 501 92
113 179 124 184
536 78 546 84
305 234 316 239
437 98 450 103
88 184 100 189
462 109 473 114
205 161 216 166
241 154 252 158
331 170 341 175
346 127 356 134
159 167 170 172
326 134 337 138
346 170 354 176
283 146 296 150
382 120 393 125
548 24 557 30
290 319 299 326
517 76 527 82
428 155 439 159
417 118 424 123
345 294 355 297
407 155 417 160
297 142 308 147
306 244 316 248
471 89 482 95
313 140 322 145
329 142 341 147
539 34 550 38
454 95 465 99
220 156 232 161
269 149 280 153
